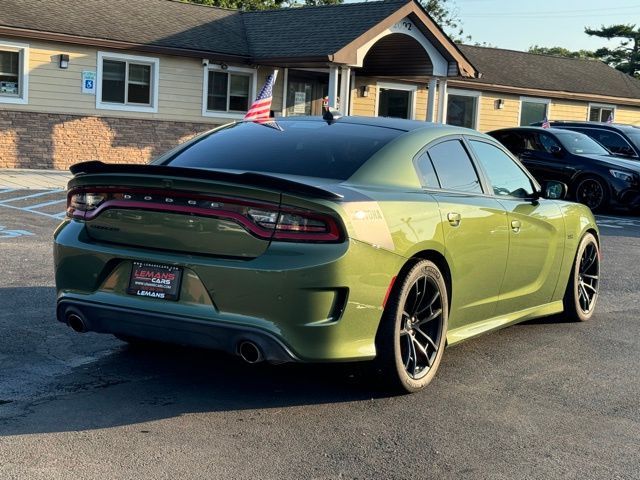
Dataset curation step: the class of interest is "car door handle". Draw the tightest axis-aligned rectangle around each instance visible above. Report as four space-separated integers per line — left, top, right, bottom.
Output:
447 212 461 227
511 220 521 233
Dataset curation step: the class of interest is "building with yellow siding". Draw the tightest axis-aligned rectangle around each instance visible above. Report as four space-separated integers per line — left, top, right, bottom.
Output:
1 0 639 170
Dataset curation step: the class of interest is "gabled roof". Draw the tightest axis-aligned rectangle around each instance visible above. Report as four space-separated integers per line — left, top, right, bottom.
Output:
457 44 640 101
242 0 408 60
0 0 475 75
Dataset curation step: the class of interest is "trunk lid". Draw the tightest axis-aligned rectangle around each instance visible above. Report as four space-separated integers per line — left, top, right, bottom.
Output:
68 162 343 258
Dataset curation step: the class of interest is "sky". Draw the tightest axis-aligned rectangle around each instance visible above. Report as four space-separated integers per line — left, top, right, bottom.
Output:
454 0 640 51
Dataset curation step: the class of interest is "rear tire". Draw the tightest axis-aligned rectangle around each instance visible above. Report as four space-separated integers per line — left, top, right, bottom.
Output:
563 233 600 322
374 260 448 394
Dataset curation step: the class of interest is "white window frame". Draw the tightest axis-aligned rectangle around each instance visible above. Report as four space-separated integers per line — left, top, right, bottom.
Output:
445 88 481 129
0 40 29 105
588 103 616 122
96 51 159 113
375 81 418 120
202 65 257 119
519 96 550 126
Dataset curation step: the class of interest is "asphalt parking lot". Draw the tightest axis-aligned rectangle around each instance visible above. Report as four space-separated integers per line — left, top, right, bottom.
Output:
1 189 639 480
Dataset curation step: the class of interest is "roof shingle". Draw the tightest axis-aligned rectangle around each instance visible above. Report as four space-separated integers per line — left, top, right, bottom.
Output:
458 44 640 100
0 0 249 56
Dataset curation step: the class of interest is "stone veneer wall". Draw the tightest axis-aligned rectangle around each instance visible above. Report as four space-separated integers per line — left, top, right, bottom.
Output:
0 110 218 170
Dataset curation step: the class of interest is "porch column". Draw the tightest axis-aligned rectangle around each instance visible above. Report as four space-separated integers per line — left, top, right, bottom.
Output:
328 66 339 109
281 68 289 116
426 78 437 122
339 66 351 115
437 78 448 123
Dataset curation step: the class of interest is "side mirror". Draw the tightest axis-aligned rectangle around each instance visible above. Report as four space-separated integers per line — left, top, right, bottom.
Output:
541 180 567 200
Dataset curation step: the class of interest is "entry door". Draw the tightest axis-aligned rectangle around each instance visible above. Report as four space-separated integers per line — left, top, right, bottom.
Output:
286 80 313 116
286 76 328 117
378 88 412 119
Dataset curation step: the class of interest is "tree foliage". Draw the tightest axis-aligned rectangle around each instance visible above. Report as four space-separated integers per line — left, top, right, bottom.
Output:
528 45 596 59
183 0 341 10
420 0 469 43
585 24 640 78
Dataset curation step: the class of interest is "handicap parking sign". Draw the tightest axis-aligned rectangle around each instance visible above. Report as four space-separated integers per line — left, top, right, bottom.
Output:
82 71 96 94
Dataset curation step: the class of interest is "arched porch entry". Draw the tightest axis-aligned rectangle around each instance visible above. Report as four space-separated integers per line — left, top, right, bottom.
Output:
278 6 477 122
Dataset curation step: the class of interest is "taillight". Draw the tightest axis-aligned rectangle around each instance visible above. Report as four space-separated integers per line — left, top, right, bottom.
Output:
67 188 343 243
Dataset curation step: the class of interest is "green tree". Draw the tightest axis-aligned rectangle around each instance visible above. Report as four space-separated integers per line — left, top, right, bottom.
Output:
585 24 640 78
528 45 596 59
420 0 469 43
183 0 340 10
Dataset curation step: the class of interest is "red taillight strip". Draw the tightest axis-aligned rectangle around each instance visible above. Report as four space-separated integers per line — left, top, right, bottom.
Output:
68 188 344 243
82 200 279 239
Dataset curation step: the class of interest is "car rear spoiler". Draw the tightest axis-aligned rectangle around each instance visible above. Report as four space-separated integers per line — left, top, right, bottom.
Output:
69 161 343 200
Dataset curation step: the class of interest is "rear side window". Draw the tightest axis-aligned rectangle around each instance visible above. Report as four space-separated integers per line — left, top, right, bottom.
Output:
492 131 526 154
415 152 440 188
427 140 483 193
159 121 402 180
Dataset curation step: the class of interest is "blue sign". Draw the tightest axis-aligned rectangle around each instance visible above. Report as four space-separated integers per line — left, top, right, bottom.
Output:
82 71 96 94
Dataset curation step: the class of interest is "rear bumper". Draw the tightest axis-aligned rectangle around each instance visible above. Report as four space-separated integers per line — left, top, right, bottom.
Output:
57 298 297 363
54 219 406 362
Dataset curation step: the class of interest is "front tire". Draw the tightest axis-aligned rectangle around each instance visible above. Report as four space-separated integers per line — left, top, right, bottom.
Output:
563 233 600 322
575 176 609 213
374 260 448 394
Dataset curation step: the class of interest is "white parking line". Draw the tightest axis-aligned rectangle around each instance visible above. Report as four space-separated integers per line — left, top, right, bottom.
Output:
0 190 64 204
0 202 63 219
25 198 67 210
0 189 67 220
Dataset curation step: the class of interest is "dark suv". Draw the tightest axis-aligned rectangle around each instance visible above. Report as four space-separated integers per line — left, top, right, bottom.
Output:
489 127 640 212
531 121 640 159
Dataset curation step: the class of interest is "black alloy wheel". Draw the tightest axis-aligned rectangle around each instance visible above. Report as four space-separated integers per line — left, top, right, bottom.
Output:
375 260 448 393
399 275 444 380
575 177 608 212
564 232 600 322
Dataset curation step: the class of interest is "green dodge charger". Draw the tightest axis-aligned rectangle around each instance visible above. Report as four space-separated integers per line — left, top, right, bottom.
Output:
54 116 600 393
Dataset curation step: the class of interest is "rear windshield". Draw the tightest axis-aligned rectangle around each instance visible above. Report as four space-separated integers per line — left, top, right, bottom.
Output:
555 131 609 155
159 120 402 180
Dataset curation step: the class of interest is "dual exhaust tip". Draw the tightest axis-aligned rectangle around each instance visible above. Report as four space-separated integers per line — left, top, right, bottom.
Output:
65 310 265 364
66 313 88 333
238 340 264 364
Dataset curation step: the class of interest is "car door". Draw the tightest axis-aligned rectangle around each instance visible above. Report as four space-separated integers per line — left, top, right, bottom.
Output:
416 138 509 332
467 138 565 317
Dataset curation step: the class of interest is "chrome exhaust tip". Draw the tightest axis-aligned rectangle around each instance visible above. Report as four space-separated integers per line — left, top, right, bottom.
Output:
67 313 87 333
238 341 264 364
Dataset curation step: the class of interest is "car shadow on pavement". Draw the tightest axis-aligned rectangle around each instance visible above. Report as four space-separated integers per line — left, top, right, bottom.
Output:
0 286 392 436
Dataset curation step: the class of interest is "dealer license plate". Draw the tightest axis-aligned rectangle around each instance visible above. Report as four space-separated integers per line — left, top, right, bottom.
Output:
127 262 183 301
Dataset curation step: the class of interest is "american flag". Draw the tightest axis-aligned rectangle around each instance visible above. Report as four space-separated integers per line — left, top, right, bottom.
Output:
244 70 278 122
607 111 614 124
541 117 550 129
